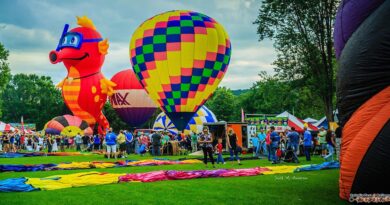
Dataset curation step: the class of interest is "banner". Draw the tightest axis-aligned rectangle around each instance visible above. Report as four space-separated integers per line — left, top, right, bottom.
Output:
9 123 36 130
245 116 288 132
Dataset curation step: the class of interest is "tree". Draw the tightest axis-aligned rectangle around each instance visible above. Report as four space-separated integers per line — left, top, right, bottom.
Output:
0 43 12 117
205 87 240 122
254 0 339 122
0 74 64 129
238 72 323 119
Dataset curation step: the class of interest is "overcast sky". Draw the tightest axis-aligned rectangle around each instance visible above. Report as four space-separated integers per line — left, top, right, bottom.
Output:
0 0 276 90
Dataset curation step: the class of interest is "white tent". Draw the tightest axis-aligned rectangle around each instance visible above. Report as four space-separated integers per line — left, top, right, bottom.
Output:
304 117 318 124
277 111 318 132
0 122 16 132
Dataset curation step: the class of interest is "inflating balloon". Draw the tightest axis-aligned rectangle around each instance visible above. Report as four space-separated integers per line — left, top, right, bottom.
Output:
153 105 217 135
334 0 390 200
110 69 157 127
130 10 231 130
45 115 93 137
49 16 116 134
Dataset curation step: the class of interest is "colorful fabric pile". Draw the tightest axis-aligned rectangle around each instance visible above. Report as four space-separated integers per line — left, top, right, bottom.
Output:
119 167 269 182
0 159 202 172
0 162 340 193
0 152 87 158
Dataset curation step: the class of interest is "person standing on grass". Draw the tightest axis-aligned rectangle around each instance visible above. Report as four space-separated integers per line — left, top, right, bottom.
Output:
227 129 242 165
303 127 312 161
258 129 266 156
324 130 336 162
47 135 53 153
270 126 280 164
93 134 100 151
215 137 225 165
75 133 82 151
250 134 259 158
151 131 162 156
318 127 327 157
287 127 299 154
198 127 215 168
117 130 127 158
125 131 133 156
190 131 198 153
105 128 117 159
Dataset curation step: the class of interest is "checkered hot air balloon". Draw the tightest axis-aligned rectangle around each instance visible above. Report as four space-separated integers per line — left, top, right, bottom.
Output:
153 106 217 135
130 10 231 130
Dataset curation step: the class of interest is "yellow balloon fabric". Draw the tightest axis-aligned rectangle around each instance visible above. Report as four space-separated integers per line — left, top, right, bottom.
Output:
263 166 301 175
130 10 231 116
26 172 123 190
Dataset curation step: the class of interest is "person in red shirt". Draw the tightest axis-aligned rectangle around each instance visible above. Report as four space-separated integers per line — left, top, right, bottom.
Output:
266 130 271 161
215 138 225 164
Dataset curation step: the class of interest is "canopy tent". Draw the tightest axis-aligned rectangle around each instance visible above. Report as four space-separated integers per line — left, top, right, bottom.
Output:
303 117 318 124
276 111 318 132
314 117 328 129
0 122 15 132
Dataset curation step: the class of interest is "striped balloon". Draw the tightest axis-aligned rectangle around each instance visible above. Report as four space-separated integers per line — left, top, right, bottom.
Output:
153 106 217 135
45 115 93 137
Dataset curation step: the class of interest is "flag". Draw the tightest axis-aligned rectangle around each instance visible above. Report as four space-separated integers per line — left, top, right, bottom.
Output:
241 108 245 123
21 116 25 134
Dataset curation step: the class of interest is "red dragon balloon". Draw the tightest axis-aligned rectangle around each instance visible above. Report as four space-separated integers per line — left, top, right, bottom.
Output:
49 16 116 134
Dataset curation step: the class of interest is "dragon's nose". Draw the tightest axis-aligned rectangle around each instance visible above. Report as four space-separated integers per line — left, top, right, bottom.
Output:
49 50 60 64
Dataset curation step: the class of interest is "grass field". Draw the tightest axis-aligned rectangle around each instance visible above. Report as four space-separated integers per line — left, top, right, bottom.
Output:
0 153 348 205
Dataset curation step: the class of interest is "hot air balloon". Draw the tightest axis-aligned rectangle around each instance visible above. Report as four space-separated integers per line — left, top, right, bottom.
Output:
153 106 217 135
49 16 115 134
334 0 390 200
45 115 93 137
110 69 157 127
130 10 231 130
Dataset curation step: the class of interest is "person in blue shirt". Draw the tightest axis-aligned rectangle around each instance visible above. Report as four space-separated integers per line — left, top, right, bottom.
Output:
125 131 133 155
270 126 280 164
287 127 299 154
257 129 267 155
105 128 117 159
250 134 259 157
93 134 100 151
303 127 312 161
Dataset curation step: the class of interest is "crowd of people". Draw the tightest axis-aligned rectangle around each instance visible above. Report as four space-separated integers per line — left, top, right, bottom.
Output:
249 126 341 164
1 125 341 168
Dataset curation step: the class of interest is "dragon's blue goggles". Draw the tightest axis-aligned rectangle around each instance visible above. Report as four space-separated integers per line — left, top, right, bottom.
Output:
56 24 103 51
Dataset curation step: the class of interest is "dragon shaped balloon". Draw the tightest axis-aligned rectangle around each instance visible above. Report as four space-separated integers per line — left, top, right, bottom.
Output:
49 16 116 134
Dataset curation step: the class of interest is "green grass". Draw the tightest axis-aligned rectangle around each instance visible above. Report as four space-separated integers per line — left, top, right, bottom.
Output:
0 154 347 205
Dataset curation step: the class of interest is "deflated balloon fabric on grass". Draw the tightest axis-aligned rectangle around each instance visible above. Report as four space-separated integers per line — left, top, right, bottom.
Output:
0 162 340 192
0 159 202 172
0 152 88 158
294 161 340 172
26 172 123 190
0 178 37 192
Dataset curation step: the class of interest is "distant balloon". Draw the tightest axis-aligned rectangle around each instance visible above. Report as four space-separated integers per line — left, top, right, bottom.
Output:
130 10 231 130
45 115 93 137
153 106 217 135
110 69 157 127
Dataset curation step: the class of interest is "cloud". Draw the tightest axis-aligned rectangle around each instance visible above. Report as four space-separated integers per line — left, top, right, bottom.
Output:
0 0 276 90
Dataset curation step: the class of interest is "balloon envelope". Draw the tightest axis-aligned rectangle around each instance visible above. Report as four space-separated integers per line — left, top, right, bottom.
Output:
45 115 91 137
110 69 157 127
153 106 217 135
130 10 231 130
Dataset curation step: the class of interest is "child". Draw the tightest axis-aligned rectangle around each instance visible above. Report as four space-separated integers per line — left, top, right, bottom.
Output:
215 138 225 164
